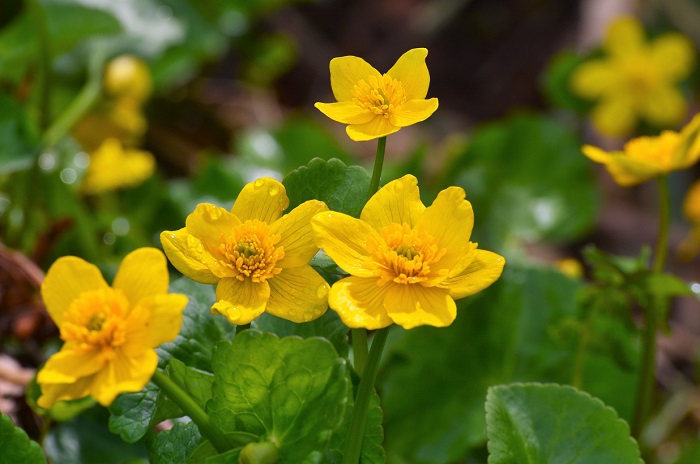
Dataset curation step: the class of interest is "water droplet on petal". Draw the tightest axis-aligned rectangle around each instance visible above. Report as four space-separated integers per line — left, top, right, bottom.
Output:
317 284 329 298
255 179 265 188
208 207 222 220
289 309 297 316
268 184 279 196
303 312 314 322
187 235 198 248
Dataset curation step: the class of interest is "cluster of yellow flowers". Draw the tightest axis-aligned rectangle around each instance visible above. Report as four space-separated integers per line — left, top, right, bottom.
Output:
37 48 505 409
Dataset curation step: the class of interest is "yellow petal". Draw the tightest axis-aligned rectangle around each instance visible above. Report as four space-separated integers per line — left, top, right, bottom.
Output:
82 138 155 194
231 178 289 224
160 228 221 284
266 266 329 323
346 116 400 141
386 48 431 100
329 55 382 102
38 376 94 409
604 16 645 57
641 86 687 128
590 96 637 137
389 98 439 128
651 33 695 81
113 248 169 308
416 186 474 270
90 350 157 406
271 200 328 268
604 154 661 186
438 250 505 299
125 294 188 350
41 256 109 326
314 101 375 125
38 347 104 384
683 179 700 222
581 145 615 164
385 284 456 329
676 114 700 168
360 174 425 231
328 276 392 329
186 203 240 255
570 60 619 98
212 277 270 325
311 211 379 277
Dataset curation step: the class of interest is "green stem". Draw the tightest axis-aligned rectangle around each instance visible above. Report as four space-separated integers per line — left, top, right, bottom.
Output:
367 137 386 197
151 369 231 453
26 0 52 131
631 175 670 439
571 298 598 389
652 175 670 274
342 327 389 464
351 328 368 374
42 52 105 148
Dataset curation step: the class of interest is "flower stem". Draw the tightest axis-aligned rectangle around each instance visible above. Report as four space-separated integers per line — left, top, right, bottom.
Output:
351 328 368 374
367 136 387 197
631 175 670 439
342 327 389 464
26 0 52 131
151 369 231 453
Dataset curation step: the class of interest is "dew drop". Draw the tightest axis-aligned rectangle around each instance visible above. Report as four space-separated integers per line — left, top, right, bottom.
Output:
170 233 176 239
187 235 201 251
289 309 297 316
254 179 265 188
317 284 329 298
268 184 280 196
303 312 314 322
208 207 222 220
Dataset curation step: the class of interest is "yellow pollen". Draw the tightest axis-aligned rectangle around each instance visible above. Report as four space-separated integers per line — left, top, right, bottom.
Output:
219 219 285 282
61 288 129 350
367 223 446 285
352 74 406 118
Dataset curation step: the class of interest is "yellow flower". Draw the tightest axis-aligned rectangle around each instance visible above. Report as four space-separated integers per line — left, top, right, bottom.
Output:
82 138 155 194
679 180 700 260
160 178 330 325
582 113 700 186
570 16 695 137
315 48 439 141
311 175 505 329
555 258 584 279
104 55 153 104
37 248 187 408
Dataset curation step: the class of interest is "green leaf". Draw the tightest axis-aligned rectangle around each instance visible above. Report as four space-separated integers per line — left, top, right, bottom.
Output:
0 92 40 173
485 383 643 464
252 310 349 357
283 158 370 217
146 421 202 464
0 413 46 464
108 382 159 443
157 277 236 372
209 330 352 462
152 360 215 424
447 113 599 247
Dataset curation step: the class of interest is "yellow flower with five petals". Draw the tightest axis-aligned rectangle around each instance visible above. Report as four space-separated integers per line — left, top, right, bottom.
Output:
82 138 155 194
311 175 505 329
315 48 439 141
570 16 695 137
37 248 188 408
582 113 700 186
160 178 330 325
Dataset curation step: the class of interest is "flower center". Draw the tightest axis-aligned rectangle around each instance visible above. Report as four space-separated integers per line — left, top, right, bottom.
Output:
219 219 285 282
352 74 406 118
368 223 446 285
622 57 660 98
61 288 129 351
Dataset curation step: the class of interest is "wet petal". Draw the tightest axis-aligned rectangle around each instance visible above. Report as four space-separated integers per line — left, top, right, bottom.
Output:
42 256 109 326
329 55 382 102
160 228 221 284
389 98 439 128
125 294 188 350
361 175 425 231
113 248 169 308
438 250 505 299
346 116 400 141
311 211 380 277
212 278 270 325
231 178 289 224
314 101 375 125
267 266 329 323
385 284 456 329
386 48 431 100
186 203 240 255
271 200 328 268
328 276 392 329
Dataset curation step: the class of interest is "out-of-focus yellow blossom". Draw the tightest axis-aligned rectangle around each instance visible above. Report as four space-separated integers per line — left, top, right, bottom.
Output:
82 138 155 194
571 16 695 137
37 248 187 408
315 48 439 142
311 175 505 330
678 180 700 260
160 178 330 325
555 258 584 279
582 114 700 186
104 55 153 104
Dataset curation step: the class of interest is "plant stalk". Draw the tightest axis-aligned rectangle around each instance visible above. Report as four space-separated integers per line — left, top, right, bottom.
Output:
352 328 369 374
